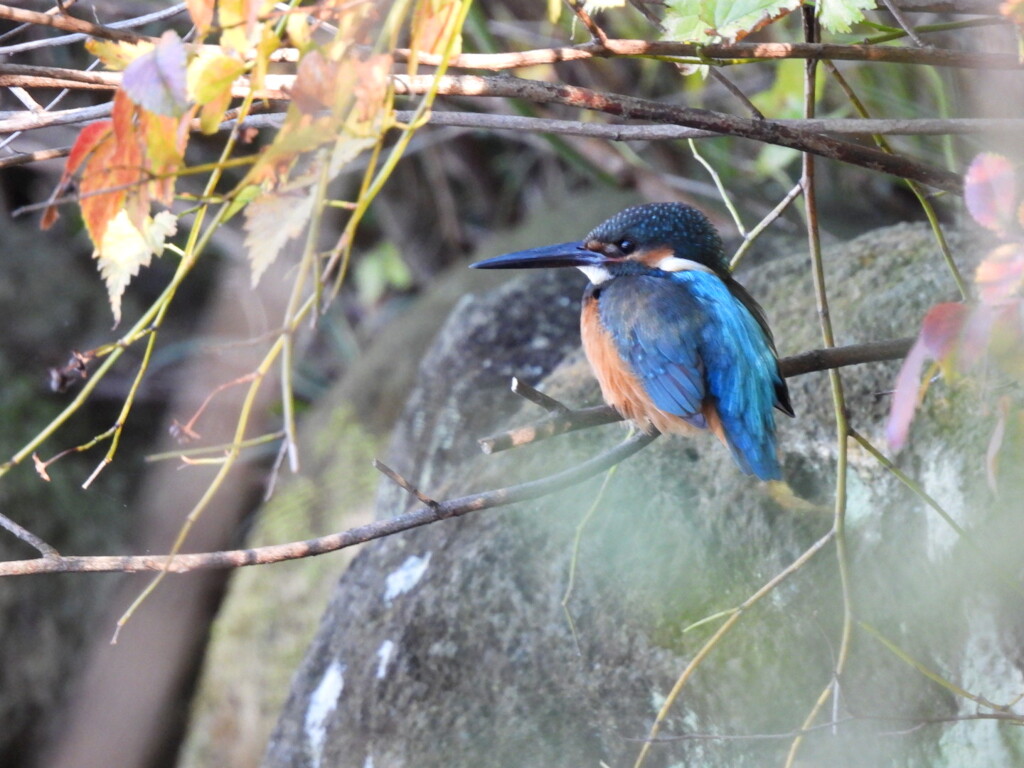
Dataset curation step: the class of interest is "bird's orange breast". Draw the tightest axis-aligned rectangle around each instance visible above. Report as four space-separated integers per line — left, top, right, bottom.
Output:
581 294 705 437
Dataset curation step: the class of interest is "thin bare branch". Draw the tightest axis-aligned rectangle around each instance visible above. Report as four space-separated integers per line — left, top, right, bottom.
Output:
480 338 915 454
709 68 765 120
564 0 609 45
373 459 441 510
0 102 113 133
393 38 1024 71
0 431 657 576
0 3 148 44
511 377 570 414
392 75 964 193
0 63 120 89
880 0 927 46
393 111 1024 138
0 511 59 558
0 146 70 169
0 3 186 56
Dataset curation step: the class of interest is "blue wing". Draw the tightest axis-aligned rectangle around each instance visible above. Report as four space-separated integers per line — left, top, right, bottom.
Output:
598 274 786 480
598 276 709 429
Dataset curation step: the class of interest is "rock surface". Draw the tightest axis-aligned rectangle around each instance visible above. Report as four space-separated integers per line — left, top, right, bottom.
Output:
262 221 1024 768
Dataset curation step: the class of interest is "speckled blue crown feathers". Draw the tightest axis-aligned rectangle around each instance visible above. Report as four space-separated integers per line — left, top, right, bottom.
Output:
586 203 728 276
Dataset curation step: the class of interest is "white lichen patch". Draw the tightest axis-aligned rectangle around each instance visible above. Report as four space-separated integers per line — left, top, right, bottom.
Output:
384 553 432 602
375 640 395 680
304 660 345 768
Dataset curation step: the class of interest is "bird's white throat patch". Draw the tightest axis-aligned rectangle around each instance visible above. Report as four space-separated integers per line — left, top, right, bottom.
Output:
656 256 716 274
577 265 613 285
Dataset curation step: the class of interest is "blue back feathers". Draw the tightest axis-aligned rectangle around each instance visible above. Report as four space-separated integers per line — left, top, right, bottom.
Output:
587 203 790 481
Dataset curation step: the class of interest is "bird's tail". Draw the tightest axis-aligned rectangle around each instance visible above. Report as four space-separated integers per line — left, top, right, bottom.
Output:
704 402 781 481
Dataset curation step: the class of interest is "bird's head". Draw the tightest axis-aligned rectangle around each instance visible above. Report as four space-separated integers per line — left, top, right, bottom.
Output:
471 202 728 284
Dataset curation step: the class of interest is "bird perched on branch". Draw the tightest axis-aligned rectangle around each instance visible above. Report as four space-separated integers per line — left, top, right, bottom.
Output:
471 202 793 480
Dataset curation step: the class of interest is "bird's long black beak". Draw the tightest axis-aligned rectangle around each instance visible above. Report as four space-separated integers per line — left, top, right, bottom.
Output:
470 241 601 270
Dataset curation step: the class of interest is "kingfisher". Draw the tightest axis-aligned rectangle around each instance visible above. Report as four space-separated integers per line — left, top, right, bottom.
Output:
471 202 793 480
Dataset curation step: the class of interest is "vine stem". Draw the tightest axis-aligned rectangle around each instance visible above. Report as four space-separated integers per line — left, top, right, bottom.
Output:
784 11 853 766
823 61 967 300
632 527 837 768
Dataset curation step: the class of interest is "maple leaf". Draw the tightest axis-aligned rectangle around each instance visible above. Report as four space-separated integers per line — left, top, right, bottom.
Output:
244 183 318 286
95 210 177 326
123 30 189 117
139 109 189 204
79 123 134 247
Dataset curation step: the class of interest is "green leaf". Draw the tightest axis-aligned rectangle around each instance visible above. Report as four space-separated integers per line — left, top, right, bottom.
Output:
817 0 877 33
663 0 800 44
355 243 412 304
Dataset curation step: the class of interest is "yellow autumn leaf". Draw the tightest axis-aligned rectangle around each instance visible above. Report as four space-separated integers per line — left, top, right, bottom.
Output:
95 210 177 325
85 39 154 71
187 50 247 133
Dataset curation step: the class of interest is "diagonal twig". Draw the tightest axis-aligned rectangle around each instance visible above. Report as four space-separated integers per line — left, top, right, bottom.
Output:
511 377 571 414
0 431 658 576
0 3 147 44
0 511 59 558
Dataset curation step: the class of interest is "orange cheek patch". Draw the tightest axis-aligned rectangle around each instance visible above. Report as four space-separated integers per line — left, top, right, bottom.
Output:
634 246 674 269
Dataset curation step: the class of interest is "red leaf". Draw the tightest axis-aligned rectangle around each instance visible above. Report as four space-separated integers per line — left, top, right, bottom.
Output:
886 303 968 450
66 120 115 177
886 336 930 451
964 153 1017 234
919 302 969 359
122 30 189 117
41 120 114 230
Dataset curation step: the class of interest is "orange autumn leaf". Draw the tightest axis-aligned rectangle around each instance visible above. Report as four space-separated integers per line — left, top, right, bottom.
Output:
78 127 131 247
74 92 148 245
41 120 114 230
140 109 190 205
409 0 462 57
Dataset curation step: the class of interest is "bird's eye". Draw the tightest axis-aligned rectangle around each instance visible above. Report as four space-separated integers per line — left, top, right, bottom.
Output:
617 239 635 254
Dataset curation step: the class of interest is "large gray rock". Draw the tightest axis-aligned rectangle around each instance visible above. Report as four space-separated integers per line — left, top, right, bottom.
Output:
263 222 1024 768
